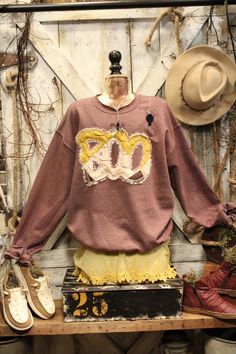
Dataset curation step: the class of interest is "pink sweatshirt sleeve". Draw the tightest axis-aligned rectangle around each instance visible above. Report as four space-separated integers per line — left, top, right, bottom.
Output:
5 106 78 264
167 122 236 228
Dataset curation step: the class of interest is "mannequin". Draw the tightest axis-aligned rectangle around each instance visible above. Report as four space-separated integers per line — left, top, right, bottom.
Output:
72 50 177 286
97 50 135 109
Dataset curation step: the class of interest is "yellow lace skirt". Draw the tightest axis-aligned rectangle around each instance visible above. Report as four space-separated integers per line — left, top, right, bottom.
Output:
73 240 177 285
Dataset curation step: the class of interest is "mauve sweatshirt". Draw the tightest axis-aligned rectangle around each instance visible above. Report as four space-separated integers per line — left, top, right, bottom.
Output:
5 95 236 264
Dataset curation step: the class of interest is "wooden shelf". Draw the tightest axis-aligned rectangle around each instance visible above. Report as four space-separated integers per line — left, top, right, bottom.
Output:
0 300 236 337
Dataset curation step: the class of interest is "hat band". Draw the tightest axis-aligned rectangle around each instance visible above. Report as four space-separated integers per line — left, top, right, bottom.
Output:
180 76 220 112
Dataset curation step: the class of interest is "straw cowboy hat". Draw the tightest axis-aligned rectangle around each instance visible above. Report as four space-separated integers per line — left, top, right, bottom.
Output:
165 45 236 126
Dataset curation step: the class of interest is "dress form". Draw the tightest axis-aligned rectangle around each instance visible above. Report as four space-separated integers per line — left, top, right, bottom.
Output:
98 50 135 109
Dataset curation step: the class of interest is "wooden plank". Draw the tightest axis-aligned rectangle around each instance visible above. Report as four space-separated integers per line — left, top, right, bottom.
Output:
43 267 67 286
42 215 67 250
1 7 216 24
229 5 236 13
137 7 210 95
174 261 205 278
185 125 214 186
33 243 206 268
108 333 140 352
75 333 124 354
57 21 83 115
18 21 93 100
33 335 75 354
57 20 131 101
0 337 31 354
172 192 206 244
159 10 174 57
1 300 236 337
130 19 160 92
52 229 80 249
74 338 92 354
207 14 228 50
100 21 132 82
32 336 51 354
191 18 208 47
172 197 189 240
171 244 206 262
0 172 6 185
150 342 164 354
50 336 75 354
127 332 162 354
58 21 103 98
34 248 75 268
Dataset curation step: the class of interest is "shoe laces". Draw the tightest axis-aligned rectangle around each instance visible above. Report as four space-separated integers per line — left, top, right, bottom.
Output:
5 286 28 302
31 275 48 291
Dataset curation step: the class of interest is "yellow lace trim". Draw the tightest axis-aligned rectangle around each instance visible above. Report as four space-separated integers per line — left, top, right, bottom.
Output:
73 241 177 285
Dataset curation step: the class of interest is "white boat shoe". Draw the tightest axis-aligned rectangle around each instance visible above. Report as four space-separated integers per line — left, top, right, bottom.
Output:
12 261 55 319
1 271 33 331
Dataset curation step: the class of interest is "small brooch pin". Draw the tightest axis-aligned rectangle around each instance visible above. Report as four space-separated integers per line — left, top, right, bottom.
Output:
111 122 125 133
146 113 154 126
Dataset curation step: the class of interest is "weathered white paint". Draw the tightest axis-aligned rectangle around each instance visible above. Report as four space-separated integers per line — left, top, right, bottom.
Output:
58 20 131 98
131 19 160 92
19 21 93 100
20 37 63 200
42 215 67 251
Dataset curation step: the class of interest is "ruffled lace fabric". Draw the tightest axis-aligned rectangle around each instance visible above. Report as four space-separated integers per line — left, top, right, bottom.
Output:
73 240 177 285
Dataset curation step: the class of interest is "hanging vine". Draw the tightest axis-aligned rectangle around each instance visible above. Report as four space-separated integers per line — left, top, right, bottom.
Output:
16 13 45 156
0 12 61 226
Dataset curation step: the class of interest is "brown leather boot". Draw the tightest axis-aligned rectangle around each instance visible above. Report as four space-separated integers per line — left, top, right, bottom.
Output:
199 261 236 297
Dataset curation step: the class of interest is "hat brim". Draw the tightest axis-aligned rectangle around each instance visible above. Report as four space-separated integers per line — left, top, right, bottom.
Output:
165 45 236 126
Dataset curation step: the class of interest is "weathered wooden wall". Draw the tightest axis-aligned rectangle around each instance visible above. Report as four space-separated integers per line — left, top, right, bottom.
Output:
0 3 235 353
0 4 235 295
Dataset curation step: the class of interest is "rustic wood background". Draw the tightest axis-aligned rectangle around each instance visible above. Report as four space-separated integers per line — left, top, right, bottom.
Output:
0 3 235 353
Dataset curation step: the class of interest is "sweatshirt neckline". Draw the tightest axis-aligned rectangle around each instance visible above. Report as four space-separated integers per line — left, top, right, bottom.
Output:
93 94 141 114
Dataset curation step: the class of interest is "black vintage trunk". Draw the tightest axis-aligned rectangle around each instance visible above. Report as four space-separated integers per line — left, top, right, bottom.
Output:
62 269 183 322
